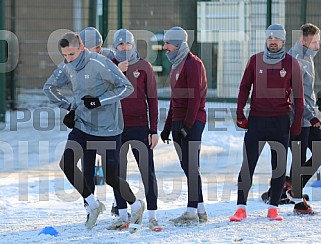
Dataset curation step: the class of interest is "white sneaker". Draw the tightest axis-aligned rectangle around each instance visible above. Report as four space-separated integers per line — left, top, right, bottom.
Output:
84 203 90 222
169 212 199 225
107 218 130 230
130 200 145 225
85 201 106 230
149 218 163 232
198 212 208 223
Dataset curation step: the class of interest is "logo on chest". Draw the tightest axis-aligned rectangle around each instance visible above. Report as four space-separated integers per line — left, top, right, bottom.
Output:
133 70 140 78
280 68 286 78
258 68 287 78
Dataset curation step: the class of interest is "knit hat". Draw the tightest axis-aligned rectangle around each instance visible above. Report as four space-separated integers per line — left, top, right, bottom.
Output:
79 27 103 48
113 29 135 48
265 24 286 41
164 26 188 47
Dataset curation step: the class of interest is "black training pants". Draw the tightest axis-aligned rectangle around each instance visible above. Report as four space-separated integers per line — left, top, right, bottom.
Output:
237 115 290 207
59 128 136 204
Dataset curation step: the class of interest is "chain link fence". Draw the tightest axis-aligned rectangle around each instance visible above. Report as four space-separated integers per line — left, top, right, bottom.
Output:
2 0 321 108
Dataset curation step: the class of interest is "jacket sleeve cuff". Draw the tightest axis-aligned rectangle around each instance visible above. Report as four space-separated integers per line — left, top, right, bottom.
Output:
149 130 157 135
310 117 320 126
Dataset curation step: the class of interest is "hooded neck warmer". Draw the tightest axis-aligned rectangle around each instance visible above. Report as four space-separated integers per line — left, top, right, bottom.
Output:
301 43 319 58
166 42 190 69
263 44 286 64
114 46 140 65
67 49 87 71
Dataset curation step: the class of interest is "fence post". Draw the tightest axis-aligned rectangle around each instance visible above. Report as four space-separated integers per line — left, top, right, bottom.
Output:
9 0 16 110
301 0 307 24
266 0 272 27
0 0 6 123
99 0 108 40
117 0 122 29
89 0 97 27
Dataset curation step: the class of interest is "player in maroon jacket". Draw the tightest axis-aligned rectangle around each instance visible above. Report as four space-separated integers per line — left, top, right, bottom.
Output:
160 26 208 225
108 29 161 231
230 24 304 222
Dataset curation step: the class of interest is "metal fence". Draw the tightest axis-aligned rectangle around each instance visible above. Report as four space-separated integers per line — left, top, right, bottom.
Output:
2 0 321 110
285 0 321 92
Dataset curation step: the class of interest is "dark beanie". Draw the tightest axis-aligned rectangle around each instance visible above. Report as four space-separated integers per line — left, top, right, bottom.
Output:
164 26 188 47
266 24 286 41
113 29 135 48
79 27 103 48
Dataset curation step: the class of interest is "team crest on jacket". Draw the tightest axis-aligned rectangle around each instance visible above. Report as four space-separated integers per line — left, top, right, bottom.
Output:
280 68 286 78
176 72 180 80
133 70 140 78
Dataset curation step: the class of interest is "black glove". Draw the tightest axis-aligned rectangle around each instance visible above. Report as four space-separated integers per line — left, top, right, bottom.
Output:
160 128 171 144
316 90 321 112
63 110 75 129
178 125 190 139
81 95 101 109
317 99 321 112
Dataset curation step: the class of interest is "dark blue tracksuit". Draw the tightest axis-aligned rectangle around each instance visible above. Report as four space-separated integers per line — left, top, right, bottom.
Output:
114 126 158 210
237 115 290 206
172 120 205 208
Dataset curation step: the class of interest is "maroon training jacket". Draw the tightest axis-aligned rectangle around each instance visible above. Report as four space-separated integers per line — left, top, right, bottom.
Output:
165 52 208 130
112 58 158 133
236 52 304 133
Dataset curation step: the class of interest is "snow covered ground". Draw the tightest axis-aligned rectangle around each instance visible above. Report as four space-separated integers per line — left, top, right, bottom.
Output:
1 98 321 243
